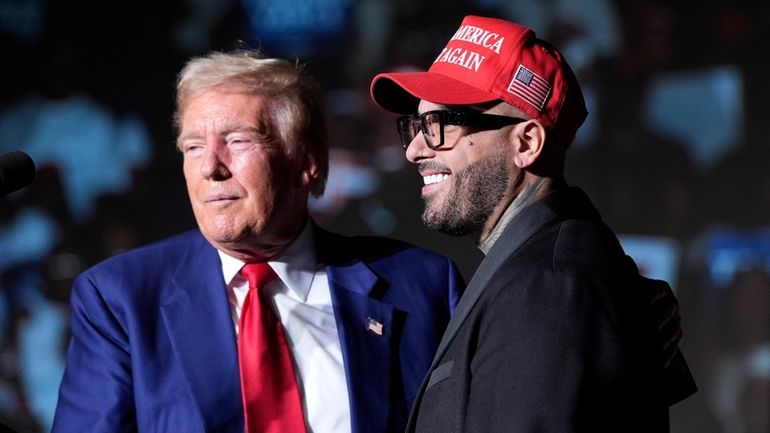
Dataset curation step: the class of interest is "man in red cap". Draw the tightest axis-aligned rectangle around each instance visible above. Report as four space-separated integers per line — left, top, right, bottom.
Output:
371 15 696 433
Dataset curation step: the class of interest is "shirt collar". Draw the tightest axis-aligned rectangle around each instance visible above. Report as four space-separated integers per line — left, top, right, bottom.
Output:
477 177 567 254
218 220 318 302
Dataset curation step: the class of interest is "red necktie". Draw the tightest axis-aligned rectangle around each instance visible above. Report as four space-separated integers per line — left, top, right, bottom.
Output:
238 263 307 433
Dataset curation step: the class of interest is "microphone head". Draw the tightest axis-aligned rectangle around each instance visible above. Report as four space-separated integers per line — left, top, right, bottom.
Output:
0 151 36 196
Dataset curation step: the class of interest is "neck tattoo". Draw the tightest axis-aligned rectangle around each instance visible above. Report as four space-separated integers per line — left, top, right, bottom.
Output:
477 177 551 254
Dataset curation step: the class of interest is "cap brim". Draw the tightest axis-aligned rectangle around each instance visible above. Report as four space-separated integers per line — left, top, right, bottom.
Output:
370 71 499 114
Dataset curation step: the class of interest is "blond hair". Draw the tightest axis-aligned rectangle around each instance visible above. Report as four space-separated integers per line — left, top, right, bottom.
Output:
175 50 328 196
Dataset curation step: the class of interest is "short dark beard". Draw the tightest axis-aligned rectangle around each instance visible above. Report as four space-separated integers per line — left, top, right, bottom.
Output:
422 152 509 236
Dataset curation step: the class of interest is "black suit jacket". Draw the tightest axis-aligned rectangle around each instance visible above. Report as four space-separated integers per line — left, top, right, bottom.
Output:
407 186 696 433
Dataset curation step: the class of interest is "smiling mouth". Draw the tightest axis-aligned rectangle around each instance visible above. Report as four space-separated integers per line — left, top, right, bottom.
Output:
423 173 450 186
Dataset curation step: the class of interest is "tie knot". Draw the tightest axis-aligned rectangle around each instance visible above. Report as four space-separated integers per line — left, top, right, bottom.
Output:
241 262 277 290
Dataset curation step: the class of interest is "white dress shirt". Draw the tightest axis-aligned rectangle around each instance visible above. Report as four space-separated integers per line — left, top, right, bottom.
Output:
218 222 351 433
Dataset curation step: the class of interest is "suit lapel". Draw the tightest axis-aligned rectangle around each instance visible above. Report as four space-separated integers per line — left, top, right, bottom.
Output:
430 187 599 366
428 192 563 367
319 229 394 433
406 187 601 431
161 234 244 433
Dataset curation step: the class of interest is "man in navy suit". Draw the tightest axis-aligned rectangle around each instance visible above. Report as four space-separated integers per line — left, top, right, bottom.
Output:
51 50 462 433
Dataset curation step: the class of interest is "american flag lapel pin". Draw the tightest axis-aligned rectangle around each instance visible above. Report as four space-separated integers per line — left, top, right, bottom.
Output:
366 316 384 336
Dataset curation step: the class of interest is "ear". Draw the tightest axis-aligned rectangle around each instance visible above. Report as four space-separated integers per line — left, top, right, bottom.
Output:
510 119 546 168
300 153 319 188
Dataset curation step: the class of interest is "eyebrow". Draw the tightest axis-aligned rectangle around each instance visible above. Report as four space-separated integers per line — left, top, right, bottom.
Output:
177 125 265 144
222 126 264 137
418 104 450 115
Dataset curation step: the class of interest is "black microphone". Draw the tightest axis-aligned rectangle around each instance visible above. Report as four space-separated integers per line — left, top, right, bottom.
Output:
0 151 36 195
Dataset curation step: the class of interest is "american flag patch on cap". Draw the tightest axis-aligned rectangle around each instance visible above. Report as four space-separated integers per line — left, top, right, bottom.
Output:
507 65 552 111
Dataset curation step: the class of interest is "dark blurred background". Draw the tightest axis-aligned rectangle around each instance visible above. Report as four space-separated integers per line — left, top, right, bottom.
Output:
1 0 769 432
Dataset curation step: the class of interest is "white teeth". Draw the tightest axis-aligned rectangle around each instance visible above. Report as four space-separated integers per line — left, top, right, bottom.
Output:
423 174 450 185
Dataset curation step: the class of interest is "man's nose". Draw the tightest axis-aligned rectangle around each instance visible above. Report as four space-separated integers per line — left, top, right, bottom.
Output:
405 133 435 163
200 143 231 180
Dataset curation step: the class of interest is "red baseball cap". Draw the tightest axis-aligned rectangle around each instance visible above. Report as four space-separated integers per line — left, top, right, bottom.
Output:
370 15 588 147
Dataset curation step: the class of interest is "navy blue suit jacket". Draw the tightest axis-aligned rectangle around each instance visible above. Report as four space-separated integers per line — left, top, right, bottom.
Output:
52 228 463 433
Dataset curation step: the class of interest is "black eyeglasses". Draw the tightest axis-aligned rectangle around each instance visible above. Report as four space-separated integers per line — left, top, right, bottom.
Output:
395 110 526 150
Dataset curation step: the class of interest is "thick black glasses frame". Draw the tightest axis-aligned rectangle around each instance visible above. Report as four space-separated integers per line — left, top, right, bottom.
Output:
395 110 526 150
